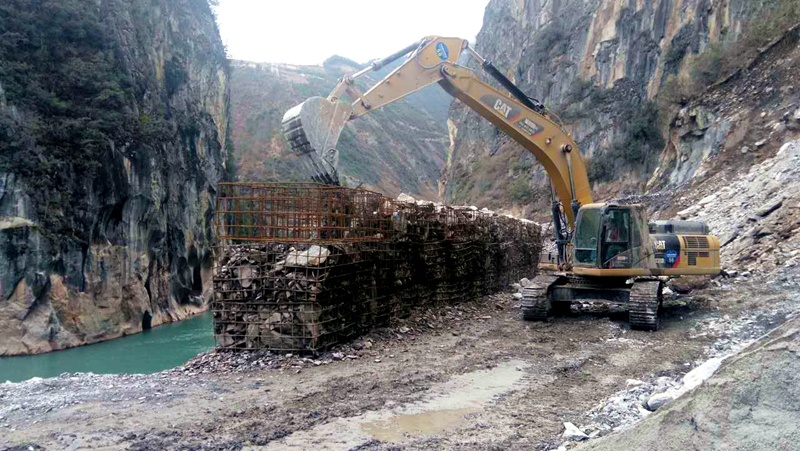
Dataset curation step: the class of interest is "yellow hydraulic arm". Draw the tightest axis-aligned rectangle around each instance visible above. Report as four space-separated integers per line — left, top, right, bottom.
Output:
282 36 593 228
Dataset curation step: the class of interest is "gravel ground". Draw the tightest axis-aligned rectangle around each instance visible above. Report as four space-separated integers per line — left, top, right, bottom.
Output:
1 276 796 450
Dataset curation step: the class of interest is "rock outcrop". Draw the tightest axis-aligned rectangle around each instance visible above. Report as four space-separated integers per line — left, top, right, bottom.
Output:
670 140 800 279
0 0 231 355
652 22 800 191
444 0 788 218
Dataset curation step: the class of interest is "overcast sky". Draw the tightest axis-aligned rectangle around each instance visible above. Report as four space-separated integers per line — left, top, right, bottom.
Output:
214 0 489 65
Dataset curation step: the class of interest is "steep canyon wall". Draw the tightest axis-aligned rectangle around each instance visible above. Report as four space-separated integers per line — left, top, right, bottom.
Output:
0 0 231 355
445 0 792 218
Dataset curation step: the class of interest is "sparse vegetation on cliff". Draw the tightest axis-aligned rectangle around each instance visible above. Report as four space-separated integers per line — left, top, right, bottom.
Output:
660 0 800 103
0 0 231 355
0 0 229 240
446 0 800 215
588 102 663 183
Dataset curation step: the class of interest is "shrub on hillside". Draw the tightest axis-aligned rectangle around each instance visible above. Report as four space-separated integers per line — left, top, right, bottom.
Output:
587 102 663 183
659 0 800 104
508 178 533 203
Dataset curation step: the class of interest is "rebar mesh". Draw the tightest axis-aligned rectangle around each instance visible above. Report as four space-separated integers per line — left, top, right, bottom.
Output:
216 182 395 243
213 182 542 352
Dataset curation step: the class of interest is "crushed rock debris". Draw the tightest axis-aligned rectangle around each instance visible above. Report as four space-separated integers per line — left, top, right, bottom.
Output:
175 296 513 375
566 295 799 444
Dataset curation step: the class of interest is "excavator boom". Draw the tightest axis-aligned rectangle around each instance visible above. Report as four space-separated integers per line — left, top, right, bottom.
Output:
281 36 592 227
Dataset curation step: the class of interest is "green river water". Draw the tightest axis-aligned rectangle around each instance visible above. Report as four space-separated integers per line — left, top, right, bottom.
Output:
0 311 214 383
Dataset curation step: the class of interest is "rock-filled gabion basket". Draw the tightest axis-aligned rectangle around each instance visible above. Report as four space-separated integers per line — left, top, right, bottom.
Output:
213 183 541 352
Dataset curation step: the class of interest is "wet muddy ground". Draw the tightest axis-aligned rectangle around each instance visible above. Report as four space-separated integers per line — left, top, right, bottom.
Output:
1 279 796 450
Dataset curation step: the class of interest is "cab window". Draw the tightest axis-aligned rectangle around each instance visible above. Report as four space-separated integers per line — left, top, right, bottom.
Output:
604 209 630 243
574 208 601 265
602 209 631 267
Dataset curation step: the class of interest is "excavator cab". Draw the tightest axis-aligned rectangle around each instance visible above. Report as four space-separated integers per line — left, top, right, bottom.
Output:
572 204 653 271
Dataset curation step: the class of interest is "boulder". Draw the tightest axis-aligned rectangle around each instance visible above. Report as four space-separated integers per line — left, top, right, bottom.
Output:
396 193 416 203
722 269 739 278
646 392 678 411
285 245 331 267
683 357 723 391
754 198 784 218
563 422 589 441
625 379 645 387
698 194 718 206
677 205 702 219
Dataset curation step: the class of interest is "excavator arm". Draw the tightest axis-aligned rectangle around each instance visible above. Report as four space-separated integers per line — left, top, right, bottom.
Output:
281 36 592 229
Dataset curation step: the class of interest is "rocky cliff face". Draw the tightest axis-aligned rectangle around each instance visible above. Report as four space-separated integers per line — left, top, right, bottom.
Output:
445 0 794 219
0 0 230 355
231 57 450 199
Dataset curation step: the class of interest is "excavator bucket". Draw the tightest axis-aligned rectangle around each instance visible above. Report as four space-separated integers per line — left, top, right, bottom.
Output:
281 96 353 185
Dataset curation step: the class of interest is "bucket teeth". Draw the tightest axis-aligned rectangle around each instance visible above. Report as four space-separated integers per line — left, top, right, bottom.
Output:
281 110 313 156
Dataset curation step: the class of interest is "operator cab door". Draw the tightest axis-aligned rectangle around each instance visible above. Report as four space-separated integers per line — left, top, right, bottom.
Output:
572 205 652 270
573 206 602 268
601 208 633 268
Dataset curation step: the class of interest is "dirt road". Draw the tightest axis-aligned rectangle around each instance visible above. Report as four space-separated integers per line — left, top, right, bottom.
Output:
1 278 796 450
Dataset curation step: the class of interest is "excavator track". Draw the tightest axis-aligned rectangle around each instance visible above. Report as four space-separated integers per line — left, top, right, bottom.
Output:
628 280 663 331
520 275 558 321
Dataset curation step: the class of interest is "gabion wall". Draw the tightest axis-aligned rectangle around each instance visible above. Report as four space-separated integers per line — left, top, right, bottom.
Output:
212 183 541 352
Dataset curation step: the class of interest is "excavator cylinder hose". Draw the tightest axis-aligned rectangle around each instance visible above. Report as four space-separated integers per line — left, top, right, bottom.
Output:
481 61 545 114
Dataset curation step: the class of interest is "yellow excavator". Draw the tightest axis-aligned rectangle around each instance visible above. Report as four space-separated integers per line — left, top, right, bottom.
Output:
282 36 720 330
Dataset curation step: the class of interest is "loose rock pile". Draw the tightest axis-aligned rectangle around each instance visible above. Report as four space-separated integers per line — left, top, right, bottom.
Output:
676 140 800 278
564 303 799 447
212 184 541 352
179 294 512 375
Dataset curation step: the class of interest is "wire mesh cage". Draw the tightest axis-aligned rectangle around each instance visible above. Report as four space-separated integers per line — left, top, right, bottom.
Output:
213 183 542 353
217 183 396 244
212 243 373 351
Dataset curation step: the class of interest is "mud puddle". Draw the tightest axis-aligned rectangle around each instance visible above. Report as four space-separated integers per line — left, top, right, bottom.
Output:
263 360 529 450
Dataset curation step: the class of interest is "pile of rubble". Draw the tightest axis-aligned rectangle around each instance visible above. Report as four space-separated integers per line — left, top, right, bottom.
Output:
554 303 800 449
178 294 512 375
175 350 329 375
576 312 800 451
212 184 541 352
676 140 800 278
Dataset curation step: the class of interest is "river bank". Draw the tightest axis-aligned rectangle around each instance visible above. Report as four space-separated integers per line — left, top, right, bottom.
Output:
1 274 795 450
0 311 214 383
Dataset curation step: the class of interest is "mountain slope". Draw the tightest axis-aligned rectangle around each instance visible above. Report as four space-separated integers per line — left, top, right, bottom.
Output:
230 57 451 199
